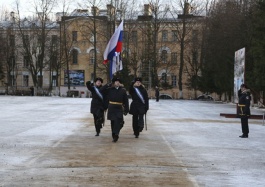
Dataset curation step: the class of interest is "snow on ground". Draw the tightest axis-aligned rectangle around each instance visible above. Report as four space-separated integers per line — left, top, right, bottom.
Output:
0 96 265 186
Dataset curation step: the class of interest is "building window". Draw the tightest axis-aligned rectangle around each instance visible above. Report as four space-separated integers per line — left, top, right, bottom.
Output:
37 55 42 68
52 75 57 87
161 73 167 83
38 75 43 86
89 49 95 64
51 35 58 51
171 52 177 64
10 56 15 69
172 30 178 42
72 49 78 64
132 31 137 42
23 75 29 87
23 35 29 47
50 55 57 68
10 75 16 86
72 31 77 41
162 30 168 42
172 75 177 87
37 35 42 47
23 56 29 67
161 50 168 63
10 35 15 46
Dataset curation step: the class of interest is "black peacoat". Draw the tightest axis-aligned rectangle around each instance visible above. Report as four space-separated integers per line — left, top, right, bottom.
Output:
86 82 106 115
101 84 129 120
237 89 251 118
129 83 149 115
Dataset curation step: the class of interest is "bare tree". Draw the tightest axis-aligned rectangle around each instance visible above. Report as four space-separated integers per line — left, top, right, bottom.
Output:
135 0 171 89
0 11 19 94
57 0 77 93
170 0 205 98
0 33 4 82
0 29 8 91
77 0 110 81
14 0 58 95
121 0 140 77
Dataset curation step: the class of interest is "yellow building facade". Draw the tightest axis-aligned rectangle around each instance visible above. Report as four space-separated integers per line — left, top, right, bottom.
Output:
0 4 204 99
58 4 204 99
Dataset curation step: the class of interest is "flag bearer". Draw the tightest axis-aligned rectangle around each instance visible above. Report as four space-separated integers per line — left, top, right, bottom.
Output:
102 77 129 142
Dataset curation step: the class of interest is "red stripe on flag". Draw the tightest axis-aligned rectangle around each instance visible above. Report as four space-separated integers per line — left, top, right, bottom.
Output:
116 41 122 52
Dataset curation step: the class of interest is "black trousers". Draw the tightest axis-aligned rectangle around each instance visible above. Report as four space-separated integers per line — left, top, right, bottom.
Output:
93 113 103 133
111 118 123 136
132 114 144 136
241 117 249 135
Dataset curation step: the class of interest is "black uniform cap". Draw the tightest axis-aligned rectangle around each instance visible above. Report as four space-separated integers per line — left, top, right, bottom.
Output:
112 77 122 83
240 84 248 89
95 77 103 83
134 77 142 83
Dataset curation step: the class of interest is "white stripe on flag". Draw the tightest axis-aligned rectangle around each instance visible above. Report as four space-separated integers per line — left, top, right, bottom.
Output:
103 21 123 62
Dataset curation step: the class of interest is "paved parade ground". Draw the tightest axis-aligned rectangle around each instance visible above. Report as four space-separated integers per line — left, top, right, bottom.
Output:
0 96 265 187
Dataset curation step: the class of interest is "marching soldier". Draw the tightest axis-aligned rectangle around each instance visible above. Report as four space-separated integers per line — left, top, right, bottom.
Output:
86 77 107 136
102 77 129 142
237 84 251 138
129 77 149 138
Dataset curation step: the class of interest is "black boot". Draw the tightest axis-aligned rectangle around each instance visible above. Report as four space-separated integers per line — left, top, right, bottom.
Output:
95 129 100 136
135 132 139 138
239 134 248 138
113 134 119 142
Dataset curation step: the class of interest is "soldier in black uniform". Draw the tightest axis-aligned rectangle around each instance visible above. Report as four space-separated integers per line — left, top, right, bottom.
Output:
129 77 149 138
102 77 129 142
237 84 251 138
86 77 107 136
155 86 160 102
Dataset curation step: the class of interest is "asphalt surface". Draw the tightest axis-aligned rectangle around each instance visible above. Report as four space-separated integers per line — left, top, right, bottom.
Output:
0 96 265 187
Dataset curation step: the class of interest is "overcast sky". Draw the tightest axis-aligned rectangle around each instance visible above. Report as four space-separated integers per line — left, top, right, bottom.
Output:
0 0 174 17
0 0 81 17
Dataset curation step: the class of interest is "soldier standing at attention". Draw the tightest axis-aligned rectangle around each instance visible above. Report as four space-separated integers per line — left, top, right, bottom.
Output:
86 77 106 136
129 77 149 138
102 77 129 142
237 84 251 138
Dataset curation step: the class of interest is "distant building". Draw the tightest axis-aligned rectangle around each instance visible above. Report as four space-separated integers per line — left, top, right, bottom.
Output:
0 4 204 99
0 11 59 95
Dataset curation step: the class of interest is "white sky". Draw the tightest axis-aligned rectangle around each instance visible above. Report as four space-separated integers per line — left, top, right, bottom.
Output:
0 0 173 18
0 0 82 17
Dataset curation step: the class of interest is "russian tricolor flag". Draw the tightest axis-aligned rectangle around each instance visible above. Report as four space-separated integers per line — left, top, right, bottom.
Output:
103 20 123 78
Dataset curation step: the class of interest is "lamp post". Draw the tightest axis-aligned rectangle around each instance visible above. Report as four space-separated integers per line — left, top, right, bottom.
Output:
10 11 15 94
92 6 97 80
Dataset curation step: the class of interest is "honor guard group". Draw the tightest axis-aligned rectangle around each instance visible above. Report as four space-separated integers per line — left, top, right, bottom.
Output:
86 77 149 143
